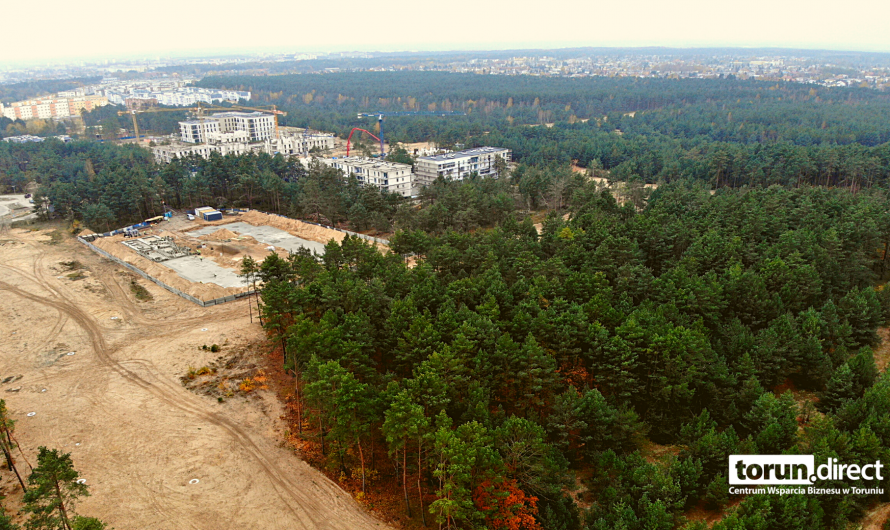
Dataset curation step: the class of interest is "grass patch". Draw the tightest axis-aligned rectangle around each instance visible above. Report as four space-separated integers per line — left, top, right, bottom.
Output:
66 271 86 281
129 279 153 301
45 230 64 245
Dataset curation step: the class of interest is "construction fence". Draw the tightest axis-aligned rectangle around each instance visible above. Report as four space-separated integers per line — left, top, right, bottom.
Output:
76 236 255 308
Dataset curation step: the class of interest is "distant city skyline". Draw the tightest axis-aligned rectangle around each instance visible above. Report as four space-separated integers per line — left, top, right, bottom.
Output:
5 0 890 66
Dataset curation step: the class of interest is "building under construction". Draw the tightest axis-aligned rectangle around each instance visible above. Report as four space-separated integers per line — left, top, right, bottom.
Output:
121 235 192 262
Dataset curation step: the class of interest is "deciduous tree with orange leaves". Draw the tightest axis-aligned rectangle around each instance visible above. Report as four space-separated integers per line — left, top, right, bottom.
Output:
473 478 542 530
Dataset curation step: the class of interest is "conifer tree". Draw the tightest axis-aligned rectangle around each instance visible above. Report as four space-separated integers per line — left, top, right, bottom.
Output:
22 447 89 530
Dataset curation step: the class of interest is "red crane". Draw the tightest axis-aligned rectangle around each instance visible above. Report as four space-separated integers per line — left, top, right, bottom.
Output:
346 127 383 157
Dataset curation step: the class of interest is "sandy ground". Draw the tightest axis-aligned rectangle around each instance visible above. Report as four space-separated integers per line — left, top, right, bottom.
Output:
861 327 890 529
873 327 890 372
0 227 390 530
862 502 890 530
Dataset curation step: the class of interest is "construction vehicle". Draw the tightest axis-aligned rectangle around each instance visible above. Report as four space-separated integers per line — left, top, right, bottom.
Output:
344 115 386 157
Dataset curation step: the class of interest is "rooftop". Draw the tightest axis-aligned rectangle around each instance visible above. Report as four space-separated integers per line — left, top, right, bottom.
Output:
419 146 508 162
328 156 412 171
210 111 269 119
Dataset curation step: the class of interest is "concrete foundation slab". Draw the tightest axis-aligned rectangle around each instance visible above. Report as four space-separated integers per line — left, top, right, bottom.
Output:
191 222 329 255
162 256 247 288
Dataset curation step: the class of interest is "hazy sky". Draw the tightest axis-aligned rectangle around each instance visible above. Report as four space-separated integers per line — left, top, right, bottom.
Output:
5 0 890 64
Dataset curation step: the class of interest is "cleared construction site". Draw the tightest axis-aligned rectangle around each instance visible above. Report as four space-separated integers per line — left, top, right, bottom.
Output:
79 211 365 305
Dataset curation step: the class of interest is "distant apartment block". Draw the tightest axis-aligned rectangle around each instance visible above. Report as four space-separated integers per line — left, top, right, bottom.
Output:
323 157 415 197
179 112 275 143
3 135 72 144
101 80 249 107
414 146 511 187
151 88 251 107
0 95 109 121
3 135 45 143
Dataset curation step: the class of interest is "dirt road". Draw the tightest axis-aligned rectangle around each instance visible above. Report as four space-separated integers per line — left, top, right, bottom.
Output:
0 228 389 529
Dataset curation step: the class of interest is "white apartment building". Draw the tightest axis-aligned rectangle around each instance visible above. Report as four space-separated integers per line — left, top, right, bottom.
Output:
152 141 264 164
213 112 275 141
179 119 220 143
323 157 415 197
414 146 512 187
154 130 331 164
178 111 275 143
267 132 336 156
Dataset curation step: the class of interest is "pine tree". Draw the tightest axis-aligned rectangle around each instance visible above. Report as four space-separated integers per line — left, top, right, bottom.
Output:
22 447 90 530
382 390 430 522
817 364 855 413
0 399 26 493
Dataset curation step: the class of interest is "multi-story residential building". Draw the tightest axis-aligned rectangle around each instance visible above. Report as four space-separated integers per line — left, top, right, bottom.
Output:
178 111 275 144
179 119 220 143
153 131 333 164
0 95 108 120
267 131 336 156
152 141 264 164
212 112 275 142
414 146 511 187
323 157 415 197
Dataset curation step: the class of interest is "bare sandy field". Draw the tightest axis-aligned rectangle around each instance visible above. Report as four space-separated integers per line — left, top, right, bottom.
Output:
0 227 390 530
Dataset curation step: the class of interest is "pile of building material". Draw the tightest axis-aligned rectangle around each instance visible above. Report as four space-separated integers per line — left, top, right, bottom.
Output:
198 228 239 241
121 235 192 262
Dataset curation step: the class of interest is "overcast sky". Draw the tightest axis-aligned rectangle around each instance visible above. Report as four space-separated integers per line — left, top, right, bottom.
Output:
5 0 890 64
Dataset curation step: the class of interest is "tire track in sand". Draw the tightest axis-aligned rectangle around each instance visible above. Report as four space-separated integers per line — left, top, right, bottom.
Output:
0 270 382 530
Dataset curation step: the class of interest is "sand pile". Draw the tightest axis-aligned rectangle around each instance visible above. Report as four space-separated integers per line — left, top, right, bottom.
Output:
90 234 248 301
199 228 238 241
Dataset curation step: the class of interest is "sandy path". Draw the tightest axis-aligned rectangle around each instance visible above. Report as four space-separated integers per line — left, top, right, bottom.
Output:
873 327 890 373
0 230 389 530
862 502 890 530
